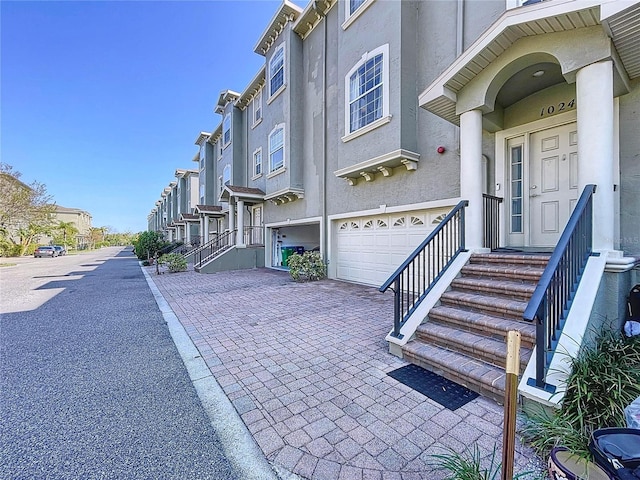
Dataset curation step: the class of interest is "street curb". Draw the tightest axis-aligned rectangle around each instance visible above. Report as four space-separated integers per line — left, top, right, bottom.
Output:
140 266 279 480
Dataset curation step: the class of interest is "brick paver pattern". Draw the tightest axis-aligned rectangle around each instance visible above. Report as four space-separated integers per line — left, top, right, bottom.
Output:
148 267 542 480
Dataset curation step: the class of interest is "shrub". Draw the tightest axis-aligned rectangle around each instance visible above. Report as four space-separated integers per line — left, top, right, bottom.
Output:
157 253 187 273
287 251 326 282
521 330 640 458
133 231 168 260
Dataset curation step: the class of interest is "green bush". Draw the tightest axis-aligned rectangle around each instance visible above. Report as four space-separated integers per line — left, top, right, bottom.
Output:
521 330 640 458
287 251 326 282
158 253 187 273
133 231 168 260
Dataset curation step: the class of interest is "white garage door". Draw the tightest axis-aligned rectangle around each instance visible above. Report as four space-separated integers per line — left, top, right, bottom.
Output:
335 209 450 287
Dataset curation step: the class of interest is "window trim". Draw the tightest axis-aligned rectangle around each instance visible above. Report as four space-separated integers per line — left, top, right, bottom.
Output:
222 164 231 186
222 113 231 148
268 124 285 175
252 90 263 128
342 0 375 30
268 44 285 100
343 44 390 140
252 147 263 179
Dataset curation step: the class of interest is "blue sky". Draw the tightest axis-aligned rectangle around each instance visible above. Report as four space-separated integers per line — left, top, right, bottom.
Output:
1 0 305 233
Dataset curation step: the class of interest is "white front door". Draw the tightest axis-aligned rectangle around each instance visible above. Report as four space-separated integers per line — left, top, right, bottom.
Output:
529 123 578 247
251 205 263 244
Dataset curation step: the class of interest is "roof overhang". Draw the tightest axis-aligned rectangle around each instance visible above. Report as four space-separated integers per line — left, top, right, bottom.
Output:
254 0 303 56
236 66 266 110
264 187 305 205
207 123 222 145
292 0 335 39
418 0 640 125
194 131 211 145
334 149 420 186
215 90 240 115
220 185 266 203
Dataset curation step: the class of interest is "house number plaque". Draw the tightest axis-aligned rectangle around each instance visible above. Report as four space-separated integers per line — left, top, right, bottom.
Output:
540 99 575 117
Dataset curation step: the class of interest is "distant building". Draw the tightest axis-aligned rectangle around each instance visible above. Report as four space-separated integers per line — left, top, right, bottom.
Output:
46 206 93 249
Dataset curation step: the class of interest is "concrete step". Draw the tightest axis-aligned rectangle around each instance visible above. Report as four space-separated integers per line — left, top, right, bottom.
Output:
469 253 551 267
402 341 507 404
427 305 536 349
450 276 536 301
415 322 532 372
460 263 546 282
439 290 528 320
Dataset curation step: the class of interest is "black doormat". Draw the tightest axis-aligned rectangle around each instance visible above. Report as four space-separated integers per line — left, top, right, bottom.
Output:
387 364 479 411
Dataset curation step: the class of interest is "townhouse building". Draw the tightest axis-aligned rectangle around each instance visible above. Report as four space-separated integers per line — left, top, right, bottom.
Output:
148 0 640 406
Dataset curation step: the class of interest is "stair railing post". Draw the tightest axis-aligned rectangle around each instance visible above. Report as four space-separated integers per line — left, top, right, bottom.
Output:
535 299 547 388
393 277 402 339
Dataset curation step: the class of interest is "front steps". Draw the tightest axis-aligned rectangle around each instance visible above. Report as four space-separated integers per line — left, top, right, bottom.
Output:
401 253 549 403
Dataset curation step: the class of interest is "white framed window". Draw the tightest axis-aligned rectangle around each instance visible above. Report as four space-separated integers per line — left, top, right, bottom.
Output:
199 145 205 170
223 164 231 186
218 138 223 159
223 114 231 147
343 0 375 29
268 124 285 173
269 45 285 98
218 175 223 195
253 147 263 178
344 44 390 140
253 90 263 126
349 0 365 15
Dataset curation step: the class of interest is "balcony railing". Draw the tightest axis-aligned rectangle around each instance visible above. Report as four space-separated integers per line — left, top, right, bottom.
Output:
523 184 597 392
483 194 503 250
380 201 468 339
243 226 264 246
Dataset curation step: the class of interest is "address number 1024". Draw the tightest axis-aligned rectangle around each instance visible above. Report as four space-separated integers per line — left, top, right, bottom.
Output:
540 99 575 117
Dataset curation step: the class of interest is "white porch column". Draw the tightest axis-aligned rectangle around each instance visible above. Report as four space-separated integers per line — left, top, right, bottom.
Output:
228 200 235 244
576 60 614 252
186 222 191 245
459 109 485 251
236 200 245 246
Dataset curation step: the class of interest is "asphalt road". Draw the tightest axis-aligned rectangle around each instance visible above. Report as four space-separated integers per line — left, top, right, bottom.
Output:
0 247 239 479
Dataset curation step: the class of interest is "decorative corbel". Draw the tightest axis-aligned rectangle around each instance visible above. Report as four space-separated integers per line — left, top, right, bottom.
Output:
346 178 357 186
401 159 418 171
360 171 374 182
377 166 393 177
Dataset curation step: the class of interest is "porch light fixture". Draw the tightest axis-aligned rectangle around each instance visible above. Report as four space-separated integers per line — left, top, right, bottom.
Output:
532 70 545 77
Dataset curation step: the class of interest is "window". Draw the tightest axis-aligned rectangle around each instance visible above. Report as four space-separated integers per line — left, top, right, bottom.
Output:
223 114 231 147
269 125 285 173
253 90 262 125
218 175 223 195
345 44 389 136
253 148 262 177
510 145 523 233
349 0 365 15
269 45 285 97
218 139 223 159
223 164 231 186
199 145 205 170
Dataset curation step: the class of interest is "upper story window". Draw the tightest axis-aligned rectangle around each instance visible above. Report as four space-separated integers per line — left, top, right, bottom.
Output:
218 138 223 159
269 45 285 98
199 144 205 170
223 164 231 186
269 124 284 173
349 0 365 15
253 90 263 126
223 114 231 147
253 147 263 177
343 0 375 29
345 44 390 138
199 184 205 204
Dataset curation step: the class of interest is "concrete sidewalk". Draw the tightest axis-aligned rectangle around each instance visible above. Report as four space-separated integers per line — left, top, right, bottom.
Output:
145 266 543 480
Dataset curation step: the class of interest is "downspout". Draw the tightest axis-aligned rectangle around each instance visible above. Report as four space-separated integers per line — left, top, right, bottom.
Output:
321 2 328 266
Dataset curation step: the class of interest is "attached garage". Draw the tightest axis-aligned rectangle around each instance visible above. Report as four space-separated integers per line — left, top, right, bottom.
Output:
334 208 451 287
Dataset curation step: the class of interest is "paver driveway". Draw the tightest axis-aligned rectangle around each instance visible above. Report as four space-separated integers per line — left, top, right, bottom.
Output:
147 266 542 480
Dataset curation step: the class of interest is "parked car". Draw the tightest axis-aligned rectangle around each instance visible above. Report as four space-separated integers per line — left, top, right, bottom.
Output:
53 245 66 256
34 246 58 258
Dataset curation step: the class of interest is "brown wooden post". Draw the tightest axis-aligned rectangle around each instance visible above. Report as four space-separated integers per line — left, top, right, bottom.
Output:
502 330 521 480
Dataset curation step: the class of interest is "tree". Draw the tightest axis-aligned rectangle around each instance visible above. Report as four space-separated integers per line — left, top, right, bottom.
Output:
0 164 56 255
55 221 79 248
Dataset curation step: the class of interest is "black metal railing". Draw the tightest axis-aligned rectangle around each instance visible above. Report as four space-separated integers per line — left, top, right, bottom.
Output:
193 230 235 269
243 226 264 246
523 184 597 392
483 194 503 250
380 201 468 339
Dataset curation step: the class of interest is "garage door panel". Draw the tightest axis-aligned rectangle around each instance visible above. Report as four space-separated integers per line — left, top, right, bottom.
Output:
336 210 437 287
